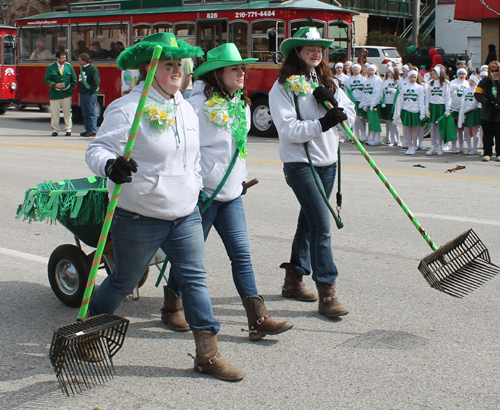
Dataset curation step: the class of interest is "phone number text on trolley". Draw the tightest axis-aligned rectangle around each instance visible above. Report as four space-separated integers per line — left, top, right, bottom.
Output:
205 11 276 19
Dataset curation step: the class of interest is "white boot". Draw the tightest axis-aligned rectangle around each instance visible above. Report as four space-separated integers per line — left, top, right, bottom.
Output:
367 132 381 146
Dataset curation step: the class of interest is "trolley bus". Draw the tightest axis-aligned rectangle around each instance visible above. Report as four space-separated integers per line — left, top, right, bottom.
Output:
0 24 16 115
15 0 356 136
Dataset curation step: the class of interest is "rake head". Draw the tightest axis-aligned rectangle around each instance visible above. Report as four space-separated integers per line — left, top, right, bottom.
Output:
49 314 129 396
418 229 500 298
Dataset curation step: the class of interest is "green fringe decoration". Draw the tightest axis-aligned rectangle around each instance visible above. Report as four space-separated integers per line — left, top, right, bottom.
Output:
16 177 108 226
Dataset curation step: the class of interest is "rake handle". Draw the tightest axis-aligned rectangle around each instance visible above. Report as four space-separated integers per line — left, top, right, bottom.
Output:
323 99 439 252
78 45 163 320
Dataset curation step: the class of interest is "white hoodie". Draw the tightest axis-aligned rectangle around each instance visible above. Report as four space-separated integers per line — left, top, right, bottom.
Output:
188 80 249 202
360 75 384 109
449 78 468 112
383 78 398 105
457 85 480 127
426 80 451 112
269 78 356 166
86 83 202 221
344 74 366 102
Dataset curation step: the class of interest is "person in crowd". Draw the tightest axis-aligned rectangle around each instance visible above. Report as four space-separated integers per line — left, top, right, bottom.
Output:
458 74 481 155
30 41 53 60
404 45 420 68
164 43 293 341
359 64 384 146
180 57 194 98
485 44 497 65
357 48 368 66
381 66 400 146
426 65 452 156
419 65 427 77
73 40 89 60
334 62 349 87
343 60 353 77
85 32 245 382
89 41 111 59
394 70 425 155
398 65 410 148
43 51 77 136
344 63 367 141
474 61 500 161
78 53 100 137
449 68 469 153
429 48 443 69
110 41 125 59
268 27 356 318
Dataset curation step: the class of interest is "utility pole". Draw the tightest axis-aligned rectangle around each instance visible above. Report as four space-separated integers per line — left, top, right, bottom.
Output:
412 0 421 46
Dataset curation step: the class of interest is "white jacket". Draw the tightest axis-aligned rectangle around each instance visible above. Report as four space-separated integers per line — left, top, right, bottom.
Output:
344 74 366 102
188 80 249 202
86 84 202 221
450 78 468 112
269 79 356 166
458 86 480 127
426 80 451 111
393 82 425 125
360 75 384 109
334 73 349 88
383 79 398 105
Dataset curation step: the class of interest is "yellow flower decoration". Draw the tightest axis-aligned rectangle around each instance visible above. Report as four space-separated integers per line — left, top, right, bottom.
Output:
207 100 215 107
149 106 159 116
223 114 229 123
169 117 175 127
159 111 168 121
210 111 217 121
293 84 301 91
304 84 310 92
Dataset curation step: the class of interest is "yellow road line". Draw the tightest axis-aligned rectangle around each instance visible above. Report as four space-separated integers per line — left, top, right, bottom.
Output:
1 140 498 182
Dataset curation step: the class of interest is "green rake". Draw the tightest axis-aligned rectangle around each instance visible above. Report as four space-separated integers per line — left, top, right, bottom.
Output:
49 45 163 396
324 94 500 298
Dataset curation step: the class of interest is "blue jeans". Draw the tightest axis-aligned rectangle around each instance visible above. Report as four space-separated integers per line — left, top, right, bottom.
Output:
283 162 339 285
90 207 220 334
168 197 259 300
80 92 98 133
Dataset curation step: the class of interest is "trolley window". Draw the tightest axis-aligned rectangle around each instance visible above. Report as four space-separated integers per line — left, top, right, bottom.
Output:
3 34 15 65
71 23 128 61
175 23 196 46
251 20 284 63
132 23 152 43
328 21 349 63
19 25 68 61
228 21 249 59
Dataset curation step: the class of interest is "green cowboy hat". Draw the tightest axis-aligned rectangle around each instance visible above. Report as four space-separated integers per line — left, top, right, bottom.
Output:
280 26 333 57
117 32 203 70
194 43 258 79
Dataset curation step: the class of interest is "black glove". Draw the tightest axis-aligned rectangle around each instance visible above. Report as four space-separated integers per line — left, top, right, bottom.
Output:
197 190 206 213
318 108 348 132
105 156 138 184
313 86 336 108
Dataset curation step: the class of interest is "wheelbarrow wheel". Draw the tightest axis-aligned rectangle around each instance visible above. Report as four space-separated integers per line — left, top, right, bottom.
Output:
48 244 90 307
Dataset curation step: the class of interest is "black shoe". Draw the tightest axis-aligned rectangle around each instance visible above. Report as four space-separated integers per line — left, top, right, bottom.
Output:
86 132 97 137
51 132 58 136
80 131 89 136
65 132 72 136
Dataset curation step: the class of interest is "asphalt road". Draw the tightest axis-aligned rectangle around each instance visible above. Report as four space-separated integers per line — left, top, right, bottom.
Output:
1 108 500 409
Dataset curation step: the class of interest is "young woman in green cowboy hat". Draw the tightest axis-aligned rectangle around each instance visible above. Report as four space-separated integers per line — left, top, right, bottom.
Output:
269 26 356 319
86 33 245 381
164 42 293 341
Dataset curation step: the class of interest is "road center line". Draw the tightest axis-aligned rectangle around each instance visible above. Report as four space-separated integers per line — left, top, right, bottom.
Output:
0 246 48 264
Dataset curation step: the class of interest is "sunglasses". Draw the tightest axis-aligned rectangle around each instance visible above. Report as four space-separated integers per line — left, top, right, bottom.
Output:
491 69 499 73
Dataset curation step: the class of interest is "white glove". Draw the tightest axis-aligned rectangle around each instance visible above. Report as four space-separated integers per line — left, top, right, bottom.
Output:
426 110 431 118
381 104 386 108
370 105 376 111
419 114 425 121
445 110 451 117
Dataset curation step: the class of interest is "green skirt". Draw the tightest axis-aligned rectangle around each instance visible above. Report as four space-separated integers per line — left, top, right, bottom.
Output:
401 110 421 127
429 103 445 123
380 103 394 120
464 109 482 127
366 106 382 132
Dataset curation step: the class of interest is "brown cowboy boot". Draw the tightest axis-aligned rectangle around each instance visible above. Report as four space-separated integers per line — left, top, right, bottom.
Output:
280 262 318 302
242 295 293 341
160 286 190 332
191 330 246 381
316 280 349 318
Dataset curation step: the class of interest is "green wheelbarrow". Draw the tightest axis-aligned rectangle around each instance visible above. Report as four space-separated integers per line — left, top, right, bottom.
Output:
17 177 163 307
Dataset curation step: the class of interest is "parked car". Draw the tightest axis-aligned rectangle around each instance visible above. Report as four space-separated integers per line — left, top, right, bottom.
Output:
416 47 469 74
328 45 348 64
353 46 403 75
